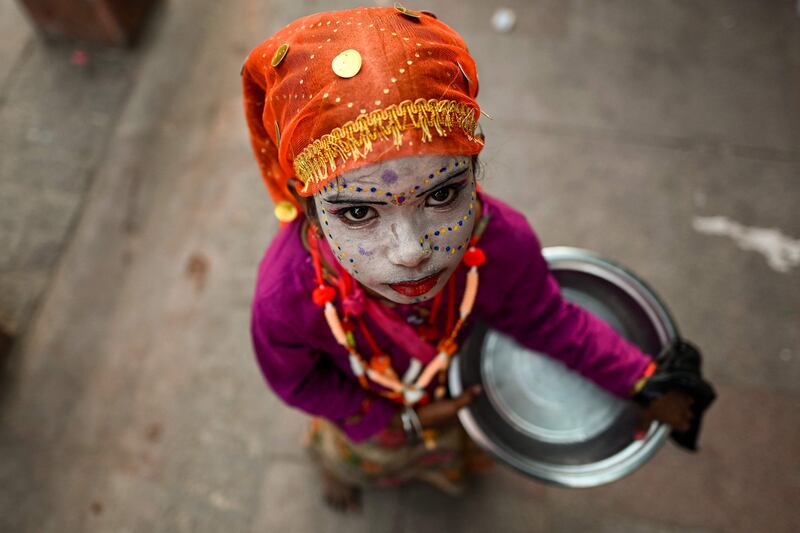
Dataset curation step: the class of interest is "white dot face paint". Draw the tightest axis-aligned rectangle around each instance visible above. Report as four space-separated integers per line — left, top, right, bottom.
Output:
313 154 478 304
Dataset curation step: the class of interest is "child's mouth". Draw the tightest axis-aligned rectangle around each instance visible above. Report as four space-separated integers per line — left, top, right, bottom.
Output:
388 271 443 297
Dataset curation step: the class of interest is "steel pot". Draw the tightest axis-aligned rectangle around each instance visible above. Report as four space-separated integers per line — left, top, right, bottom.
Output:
449 247 677 488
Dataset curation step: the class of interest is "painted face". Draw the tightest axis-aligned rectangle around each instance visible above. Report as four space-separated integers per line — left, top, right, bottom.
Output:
313 154 477 304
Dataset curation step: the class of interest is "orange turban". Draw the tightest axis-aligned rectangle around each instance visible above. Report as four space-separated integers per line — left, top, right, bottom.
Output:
242 5 484 215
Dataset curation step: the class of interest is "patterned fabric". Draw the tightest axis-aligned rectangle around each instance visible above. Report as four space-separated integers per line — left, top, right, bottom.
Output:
241 7 483 207
305 417 494 495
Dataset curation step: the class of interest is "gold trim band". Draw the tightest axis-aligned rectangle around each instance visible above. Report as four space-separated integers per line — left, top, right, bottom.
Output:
294 98 481 191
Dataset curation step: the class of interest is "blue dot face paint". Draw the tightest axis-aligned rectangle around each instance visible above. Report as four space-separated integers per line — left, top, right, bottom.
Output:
313 154 477 304
418 186 476 256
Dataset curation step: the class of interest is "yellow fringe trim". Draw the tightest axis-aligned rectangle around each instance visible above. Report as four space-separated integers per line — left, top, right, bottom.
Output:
295 98 482 191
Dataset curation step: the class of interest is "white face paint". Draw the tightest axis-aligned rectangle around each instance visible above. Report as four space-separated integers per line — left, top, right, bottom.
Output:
313 154 478 304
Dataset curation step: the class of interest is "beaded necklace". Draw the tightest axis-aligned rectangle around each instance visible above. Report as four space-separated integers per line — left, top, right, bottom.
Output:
307 210 490 407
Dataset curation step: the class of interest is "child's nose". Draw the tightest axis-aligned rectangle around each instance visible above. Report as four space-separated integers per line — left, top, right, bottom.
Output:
387 222 429 269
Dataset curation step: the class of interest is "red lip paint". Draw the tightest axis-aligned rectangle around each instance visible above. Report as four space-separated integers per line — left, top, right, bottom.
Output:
388 271 442 297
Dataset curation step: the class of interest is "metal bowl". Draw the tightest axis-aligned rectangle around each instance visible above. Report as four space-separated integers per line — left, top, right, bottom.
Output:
449 247 678 488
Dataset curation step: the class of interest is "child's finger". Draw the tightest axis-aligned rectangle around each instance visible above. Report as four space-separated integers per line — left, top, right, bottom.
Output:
634 409 654 440
452 387 480 409
675 406 694 431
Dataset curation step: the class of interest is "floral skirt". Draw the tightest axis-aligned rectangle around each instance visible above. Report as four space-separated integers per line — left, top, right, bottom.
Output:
305 417 494 496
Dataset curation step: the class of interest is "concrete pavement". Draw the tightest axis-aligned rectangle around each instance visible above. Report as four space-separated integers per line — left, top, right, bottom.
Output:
1 1 798 531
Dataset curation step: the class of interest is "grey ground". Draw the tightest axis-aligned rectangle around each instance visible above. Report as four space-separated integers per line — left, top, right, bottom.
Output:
1 1 798 532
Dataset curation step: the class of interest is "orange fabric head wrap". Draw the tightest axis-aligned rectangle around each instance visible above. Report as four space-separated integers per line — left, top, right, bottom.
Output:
242 6 484 212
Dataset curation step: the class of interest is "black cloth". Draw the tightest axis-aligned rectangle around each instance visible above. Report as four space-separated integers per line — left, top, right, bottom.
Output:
633 339 716 451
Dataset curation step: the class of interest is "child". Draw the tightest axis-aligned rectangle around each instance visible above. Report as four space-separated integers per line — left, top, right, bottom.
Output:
243 6 714 510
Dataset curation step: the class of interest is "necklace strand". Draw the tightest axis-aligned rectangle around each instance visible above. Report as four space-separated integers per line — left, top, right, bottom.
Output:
307 211 489 406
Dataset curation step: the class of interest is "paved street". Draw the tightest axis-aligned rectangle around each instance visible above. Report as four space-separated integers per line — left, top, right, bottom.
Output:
1 1 798 531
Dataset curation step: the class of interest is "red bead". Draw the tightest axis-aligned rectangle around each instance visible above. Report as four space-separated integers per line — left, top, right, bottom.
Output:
417 323 438 342
312 285 336 306
462 247 486 267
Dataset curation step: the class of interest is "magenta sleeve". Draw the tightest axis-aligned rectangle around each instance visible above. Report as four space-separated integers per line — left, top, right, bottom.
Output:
250 300 398 442
482 227 652 398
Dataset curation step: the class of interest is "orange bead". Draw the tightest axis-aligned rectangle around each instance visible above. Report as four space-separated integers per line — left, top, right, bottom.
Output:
437 338 457 356
370 354 392 373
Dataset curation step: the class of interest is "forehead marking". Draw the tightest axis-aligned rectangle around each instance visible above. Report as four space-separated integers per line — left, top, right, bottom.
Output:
381 170 399 185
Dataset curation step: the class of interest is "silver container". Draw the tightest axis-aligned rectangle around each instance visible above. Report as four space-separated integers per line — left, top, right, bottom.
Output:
449 247 678 488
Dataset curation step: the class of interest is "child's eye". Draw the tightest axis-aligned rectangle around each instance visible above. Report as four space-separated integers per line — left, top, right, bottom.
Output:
425 183 464 207
337 206 377 223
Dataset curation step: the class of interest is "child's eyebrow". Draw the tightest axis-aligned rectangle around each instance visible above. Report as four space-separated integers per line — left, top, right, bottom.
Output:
414 166 469 198
319 164 470 204
321 197 388 205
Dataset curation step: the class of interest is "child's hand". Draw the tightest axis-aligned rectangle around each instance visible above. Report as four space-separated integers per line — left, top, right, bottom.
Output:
635 390 695 436
416 384 482 428
630 339 716 450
